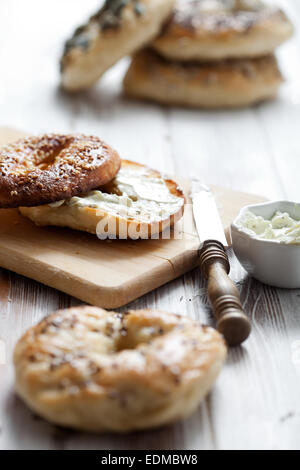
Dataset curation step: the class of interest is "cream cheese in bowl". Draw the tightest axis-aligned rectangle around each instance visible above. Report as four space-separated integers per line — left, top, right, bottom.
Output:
231 201 300 288
236 210 300 244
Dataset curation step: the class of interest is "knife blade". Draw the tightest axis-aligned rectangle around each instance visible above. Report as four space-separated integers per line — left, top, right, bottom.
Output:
191 180 251 346
191 181 228 247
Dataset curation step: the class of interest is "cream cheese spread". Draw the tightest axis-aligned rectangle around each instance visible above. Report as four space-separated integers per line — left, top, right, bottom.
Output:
49 168 184 223
237 210 300 244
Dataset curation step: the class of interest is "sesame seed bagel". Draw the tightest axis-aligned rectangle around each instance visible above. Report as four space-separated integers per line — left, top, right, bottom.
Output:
14 306 227 433
152 0 293 62
19 159 185 240
123 49 283 108
0 134 121 208
61 0 175 92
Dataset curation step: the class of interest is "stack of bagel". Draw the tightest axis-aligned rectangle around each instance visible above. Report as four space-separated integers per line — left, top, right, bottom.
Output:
61 0 293 108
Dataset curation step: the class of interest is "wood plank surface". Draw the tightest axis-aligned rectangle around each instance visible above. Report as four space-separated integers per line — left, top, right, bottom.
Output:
0 0 300 450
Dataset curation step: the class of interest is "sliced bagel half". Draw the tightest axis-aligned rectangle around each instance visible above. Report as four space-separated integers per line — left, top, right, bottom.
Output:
19 160 185 240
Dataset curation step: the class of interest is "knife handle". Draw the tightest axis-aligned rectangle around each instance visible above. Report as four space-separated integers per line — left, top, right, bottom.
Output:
199 240 251 347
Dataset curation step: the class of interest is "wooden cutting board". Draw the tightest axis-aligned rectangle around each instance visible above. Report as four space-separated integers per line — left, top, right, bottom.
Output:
0 128 266 308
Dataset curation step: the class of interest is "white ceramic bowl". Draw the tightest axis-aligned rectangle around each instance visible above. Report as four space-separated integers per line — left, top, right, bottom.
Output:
231 201 300 289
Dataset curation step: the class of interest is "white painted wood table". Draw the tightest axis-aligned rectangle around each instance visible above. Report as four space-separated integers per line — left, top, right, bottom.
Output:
0 0 300 450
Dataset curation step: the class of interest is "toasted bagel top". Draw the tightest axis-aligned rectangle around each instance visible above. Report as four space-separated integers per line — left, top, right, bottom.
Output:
0 134 121 208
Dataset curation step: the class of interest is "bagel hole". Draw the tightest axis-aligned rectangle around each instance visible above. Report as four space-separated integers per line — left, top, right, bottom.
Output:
99 181 137 201
36 144 67 170
100 180 123 197
115 325 165 352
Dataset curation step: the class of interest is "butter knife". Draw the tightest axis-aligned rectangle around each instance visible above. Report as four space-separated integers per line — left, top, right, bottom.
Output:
191 181 251 346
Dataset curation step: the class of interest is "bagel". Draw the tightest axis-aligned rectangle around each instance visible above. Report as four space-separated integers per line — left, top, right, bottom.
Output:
0 134 121 208
61 0 175 92
14 306 227 432
151 0 293 62
123 49 283 108
19 160 185 239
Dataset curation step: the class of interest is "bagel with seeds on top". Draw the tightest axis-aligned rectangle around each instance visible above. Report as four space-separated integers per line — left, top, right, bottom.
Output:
0 134 121 208
123 49 283 108
19 159 185 240
61 0 175 92
152 0 293 62
14 306 227 432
